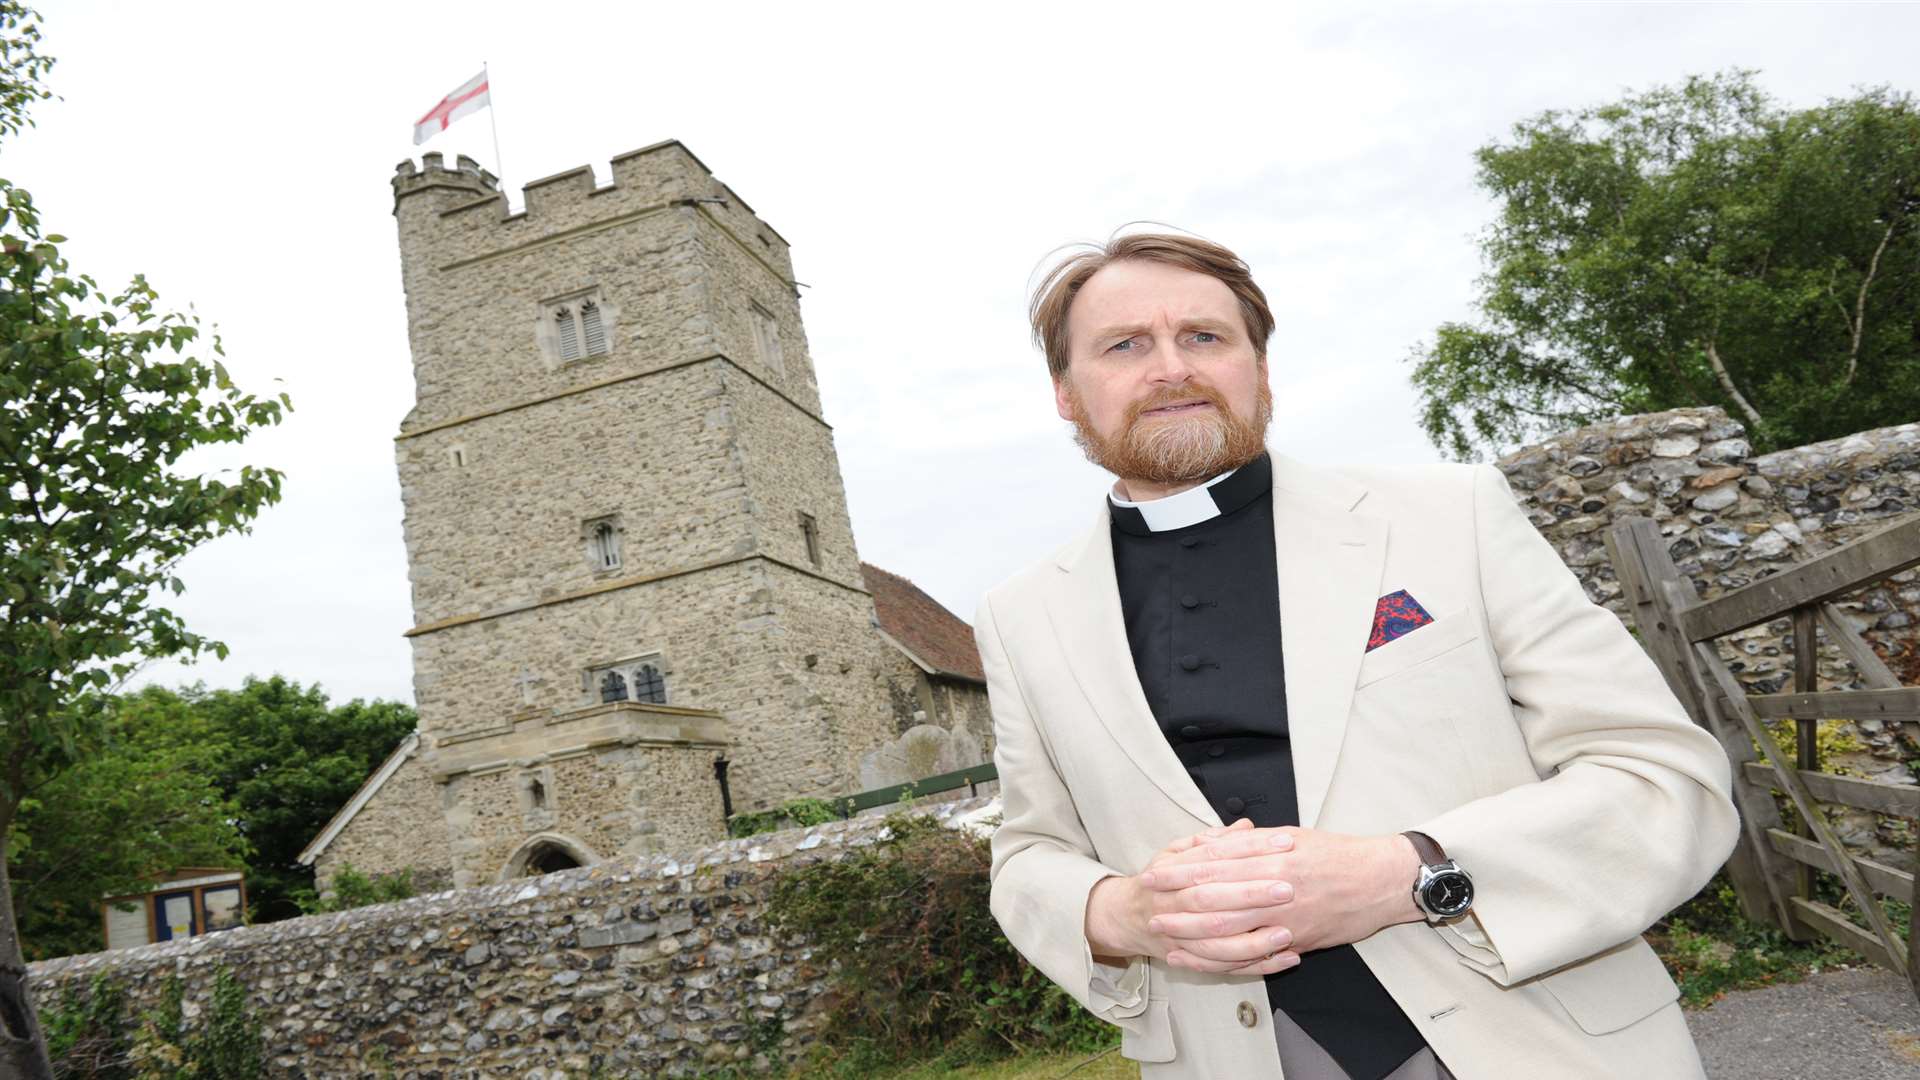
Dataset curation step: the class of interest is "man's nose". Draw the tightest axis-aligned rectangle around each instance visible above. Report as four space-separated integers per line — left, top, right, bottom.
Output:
1145 335 1197 385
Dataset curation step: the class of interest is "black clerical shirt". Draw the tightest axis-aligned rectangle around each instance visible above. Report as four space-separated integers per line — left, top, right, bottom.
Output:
1109 452 1427 1080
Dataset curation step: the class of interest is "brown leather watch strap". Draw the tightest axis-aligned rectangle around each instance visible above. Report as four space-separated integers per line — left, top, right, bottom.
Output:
1402 830 1447 866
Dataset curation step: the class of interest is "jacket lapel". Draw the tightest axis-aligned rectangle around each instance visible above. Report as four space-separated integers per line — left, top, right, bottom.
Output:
1043 505 1223 827
1040 451 1387 831
1270 452 1388 828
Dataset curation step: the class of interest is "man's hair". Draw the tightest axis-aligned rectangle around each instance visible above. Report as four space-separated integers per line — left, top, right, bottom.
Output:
1028 232 1275 381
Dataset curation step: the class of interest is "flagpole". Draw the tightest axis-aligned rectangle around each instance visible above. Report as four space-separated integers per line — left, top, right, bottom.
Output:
484 60 506 189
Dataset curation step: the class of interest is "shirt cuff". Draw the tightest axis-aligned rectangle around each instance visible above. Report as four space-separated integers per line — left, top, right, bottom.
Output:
1083 938 1150 1018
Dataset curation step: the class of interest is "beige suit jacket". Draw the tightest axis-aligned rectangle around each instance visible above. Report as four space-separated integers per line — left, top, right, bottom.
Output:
977 450 1740 1079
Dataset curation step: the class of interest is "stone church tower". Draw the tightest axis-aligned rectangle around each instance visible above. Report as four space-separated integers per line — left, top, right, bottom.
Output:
300 142 991 890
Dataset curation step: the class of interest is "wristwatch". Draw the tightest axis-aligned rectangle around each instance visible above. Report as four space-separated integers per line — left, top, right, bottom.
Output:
1403 830 1474 922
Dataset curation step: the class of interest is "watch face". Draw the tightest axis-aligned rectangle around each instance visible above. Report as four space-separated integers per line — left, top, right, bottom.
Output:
1423 870 1474 916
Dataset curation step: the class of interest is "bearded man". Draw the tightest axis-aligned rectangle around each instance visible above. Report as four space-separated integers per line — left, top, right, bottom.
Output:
974 232 1738 1078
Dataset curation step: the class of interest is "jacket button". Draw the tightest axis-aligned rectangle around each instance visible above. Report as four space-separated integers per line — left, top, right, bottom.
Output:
1180 724 1202 739
1237 1000 1260 1028
1179 654 1201 671
1224 796 1246 815
1180 594 1200 609
1179 537 1200 548
1207 745 1226 758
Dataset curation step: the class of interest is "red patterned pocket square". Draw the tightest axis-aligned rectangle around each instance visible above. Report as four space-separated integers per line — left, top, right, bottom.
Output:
1366 589 1434 651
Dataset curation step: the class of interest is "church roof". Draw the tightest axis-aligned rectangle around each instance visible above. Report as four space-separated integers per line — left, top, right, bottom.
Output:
860 562 985 683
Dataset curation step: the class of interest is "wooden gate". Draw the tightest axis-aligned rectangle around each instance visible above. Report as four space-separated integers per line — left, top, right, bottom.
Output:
1605 514 1920 999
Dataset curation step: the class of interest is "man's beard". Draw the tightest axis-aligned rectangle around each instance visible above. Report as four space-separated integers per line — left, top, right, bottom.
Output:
1064 377 1273 487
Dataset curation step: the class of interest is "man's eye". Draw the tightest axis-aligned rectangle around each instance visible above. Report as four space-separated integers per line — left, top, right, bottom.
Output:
1109 338 1137 353
1193 332 1218 343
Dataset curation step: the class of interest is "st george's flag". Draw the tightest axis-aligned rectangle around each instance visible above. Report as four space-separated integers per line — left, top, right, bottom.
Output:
413 71 490 145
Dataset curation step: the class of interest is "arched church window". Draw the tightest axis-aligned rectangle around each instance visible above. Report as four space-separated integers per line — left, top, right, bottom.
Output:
591 520 620 570
599 669 628 703
632 663 666 704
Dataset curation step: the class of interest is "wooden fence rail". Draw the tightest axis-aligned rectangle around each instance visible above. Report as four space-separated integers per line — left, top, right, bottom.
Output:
1605 513 1920 1000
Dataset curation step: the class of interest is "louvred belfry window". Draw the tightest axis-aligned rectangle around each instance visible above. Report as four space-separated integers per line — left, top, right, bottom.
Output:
543 291 613 365
581 301 607 357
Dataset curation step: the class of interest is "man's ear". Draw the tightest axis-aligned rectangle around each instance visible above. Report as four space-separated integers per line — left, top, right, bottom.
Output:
1053 375 1076 422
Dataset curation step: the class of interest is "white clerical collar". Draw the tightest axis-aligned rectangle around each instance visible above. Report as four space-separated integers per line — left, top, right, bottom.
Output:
1107 465 1242 532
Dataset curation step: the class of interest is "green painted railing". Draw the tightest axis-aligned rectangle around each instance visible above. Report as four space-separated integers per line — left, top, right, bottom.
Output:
836 761 999 816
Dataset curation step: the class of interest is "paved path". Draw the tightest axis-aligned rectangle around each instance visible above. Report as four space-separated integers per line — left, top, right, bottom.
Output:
1688 966 1920 1079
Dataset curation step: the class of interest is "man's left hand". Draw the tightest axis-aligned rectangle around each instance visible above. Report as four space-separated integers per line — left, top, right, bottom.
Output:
1137 825 1426 969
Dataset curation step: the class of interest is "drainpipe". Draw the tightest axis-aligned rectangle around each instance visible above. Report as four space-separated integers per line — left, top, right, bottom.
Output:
713 755 734 828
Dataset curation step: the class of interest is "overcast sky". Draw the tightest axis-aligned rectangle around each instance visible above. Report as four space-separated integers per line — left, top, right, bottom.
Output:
10 1 1916 708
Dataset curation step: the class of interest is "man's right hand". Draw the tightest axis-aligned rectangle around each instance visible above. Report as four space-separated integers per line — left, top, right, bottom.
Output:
1084 818 1303 976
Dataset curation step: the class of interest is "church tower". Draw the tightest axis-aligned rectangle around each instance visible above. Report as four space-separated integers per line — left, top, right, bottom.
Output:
364 142 953 887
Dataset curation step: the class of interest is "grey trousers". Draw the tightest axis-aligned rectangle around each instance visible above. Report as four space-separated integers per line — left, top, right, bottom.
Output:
1272 1008 1459 1080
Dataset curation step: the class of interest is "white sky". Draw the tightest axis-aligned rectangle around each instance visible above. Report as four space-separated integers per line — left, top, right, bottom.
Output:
10 1 1916 707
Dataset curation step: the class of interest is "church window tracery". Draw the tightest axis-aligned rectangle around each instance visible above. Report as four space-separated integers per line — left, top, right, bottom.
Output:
599 669 628 703
586 654 669 707
632 663 666 704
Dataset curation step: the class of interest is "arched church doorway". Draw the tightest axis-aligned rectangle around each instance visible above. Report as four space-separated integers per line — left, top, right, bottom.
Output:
498 833 600 881
523 844 580 876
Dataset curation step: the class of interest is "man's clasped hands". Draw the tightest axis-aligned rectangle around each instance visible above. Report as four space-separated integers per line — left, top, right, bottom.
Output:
1084 818 1427 976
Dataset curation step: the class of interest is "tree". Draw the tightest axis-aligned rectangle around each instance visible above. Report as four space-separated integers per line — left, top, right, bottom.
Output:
8 677 412 960
0 4 289 1073
1411 71 1920 461
9 687 247 961
182 676 415 923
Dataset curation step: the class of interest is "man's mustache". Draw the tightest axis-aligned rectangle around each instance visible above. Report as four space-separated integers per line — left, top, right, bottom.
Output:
1128 384 1228 421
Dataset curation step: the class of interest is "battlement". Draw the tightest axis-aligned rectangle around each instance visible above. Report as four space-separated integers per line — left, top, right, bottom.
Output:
390 140 791 262
392 151 501 199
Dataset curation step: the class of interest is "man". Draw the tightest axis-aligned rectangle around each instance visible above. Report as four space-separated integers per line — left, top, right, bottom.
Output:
976 232 1740 1079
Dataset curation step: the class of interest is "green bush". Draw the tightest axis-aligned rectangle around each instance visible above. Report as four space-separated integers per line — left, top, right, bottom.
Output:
293 861 418 914
127 966 267 1079
44 973 133 1079
764 812 1114 1073
1650 873 1856 1007
728 797 844 838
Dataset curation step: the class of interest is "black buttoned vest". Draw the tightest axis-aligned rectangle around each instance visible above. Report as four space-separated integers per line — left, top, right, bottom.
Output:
1109 452 1426 1080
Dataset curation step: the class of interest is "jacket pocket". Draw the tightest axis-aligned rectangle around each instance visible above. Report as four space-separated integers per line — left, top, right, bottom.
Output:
1119 1000 1176 1062
1538 937 1681 1035
1355 605 1481 689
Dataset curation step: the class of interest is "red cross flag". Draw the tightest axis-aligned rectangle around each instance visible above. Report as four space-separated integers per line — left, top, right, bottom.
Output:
413 70 490 145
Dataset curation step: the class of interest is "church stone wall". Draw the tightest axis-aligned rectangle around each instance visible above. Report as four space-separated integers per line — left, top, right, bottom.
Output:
692 201 823 414
436 745 725 889
313 752 455 894
395 363 751 628
30 797 997 1079
723 365 863 591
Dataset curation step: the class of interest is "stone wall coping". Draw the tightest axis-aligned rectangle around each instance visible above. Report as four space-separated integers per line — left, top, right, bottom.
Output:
30 793 1000 985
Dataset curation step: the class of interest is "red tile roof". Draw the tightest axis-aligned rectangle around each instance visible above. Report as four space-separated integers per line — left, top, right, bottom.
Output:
860 562 986 683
